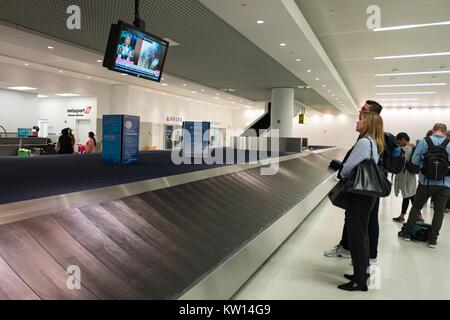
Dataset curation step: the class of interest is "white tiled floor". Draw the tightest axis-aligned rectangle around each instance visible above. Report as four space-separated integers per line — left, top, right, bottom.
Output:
234 194 450 300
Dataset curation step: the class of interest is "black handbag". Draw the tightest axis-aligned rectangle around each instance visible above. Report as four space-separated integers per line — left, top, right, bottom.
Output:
344 139 392 198
328 179 348 209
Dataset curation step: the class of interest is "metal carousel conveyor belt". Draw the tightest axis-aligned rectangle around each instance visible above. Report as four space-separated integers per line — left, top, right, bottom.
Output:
0 148 346 300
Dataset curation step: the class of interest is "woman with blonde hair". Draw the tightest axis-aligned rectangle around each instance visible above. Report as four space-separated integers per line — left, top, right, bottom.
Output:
337 111 385 292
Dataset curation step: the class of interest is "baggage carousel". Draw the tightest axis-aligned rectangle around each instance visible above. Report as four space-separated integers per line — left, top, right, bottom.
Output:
0 148 346 300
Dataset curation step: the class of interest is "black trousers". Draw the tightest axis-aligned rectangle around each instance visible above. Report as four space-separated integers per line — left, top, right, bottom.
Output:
345 194 376 285
405 184 450 241
340 198 379 259
401 196 415 215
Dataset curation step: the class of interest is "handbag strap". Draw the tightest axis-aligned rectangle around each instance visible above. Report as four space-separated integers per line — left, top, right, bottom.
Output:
367 137 374 160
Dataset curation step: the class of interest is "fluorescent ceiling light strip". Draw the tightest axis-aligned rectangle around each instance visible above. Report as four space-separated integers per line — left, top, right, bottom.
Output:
374 21 450 32
375 52 450 60
376 92 436 95
7 87 37 91
55 93 80 97
375 83 447 88
375 71 450 77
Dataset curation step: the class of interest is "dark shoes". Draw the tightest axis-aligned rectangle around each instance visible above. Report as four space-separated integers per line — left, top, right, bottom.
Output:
428 239 437 249
338 281 368 292
393 216 405 223
398 229 411 242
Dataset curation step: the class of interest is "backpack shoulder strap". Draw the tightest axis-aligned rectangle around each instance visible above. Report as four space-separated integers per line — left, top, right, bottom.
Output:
425 137 435 149
440 138 450 149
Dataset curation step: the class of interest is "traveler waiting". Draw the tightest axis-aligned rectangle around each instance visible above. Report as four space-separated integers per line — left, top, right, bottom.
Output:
325 100 384 263
393 132 423 223
57 128 75 154
68 128 76 151
398 123 450 248
337 111 385 292
85 132 97 154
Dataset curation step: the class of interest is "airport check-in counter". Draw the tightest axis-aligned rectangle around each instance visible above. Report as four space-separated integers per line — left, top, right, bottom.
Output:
0 147 345 300
0 137 53 157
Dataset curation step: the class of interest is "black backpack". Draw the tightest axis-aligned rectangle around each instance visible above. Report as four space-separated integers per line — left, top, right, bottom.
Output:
382 133 406 174
422 137 450 181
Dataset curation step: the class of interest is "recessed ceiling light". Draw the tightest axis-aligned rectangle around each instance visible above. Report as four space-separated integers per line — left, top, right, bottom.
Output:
257 20 264 24
201 89 205 92
161 83 168 86
191 91 197 94
375 83 447 88
182 84 187 87
47 46 54 50
296 59 301 62
87 76 91 79
374 20 450 32
376 70 450 77
37 94 49 98
240 100 243 103
59 70 63 73
307 70 312 73
214 97 219 99
24 63 29 66
376 92 436 95
322 85 327 87
216 93 220 96
332 94 336 97
121 73 127 76
97 60 102 63
315 78 320 81
7 86 37 91
55 93 80 97
327 90 332 92
280 43 287 47
375 52 450 60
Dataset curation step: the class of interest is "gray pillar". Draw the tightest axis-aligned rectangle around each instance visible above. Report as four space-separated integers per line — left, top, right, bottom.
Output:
271 88 294 137
111 84 131 114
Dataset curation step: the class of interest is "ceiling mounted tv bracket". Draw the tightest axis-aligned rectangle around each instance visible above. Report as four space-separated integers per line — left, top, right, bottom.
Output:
133 0 146 30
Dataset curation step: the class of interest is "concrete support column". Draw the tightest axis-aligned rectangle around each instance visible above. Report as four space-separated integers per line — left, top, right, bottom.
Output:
111 84 131 114
270 88 294 137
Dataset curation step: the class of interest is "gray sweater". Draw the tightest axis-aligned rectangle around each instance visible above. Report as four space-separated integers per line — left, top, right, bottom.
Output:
341 137 380 179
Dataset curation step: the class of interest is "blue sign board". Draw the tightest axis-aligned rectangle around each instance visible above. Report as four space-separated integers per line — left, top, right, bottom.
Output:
122 115 140 165
182 121 210 157
102 115 140 165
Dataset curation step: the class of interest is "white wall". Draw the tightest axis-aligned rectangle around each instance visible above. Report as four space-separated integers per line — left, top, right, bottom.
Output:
0 88 97 142
0 89 39 132
37 97 97 140
382 107 450 143
294 113 359 149
130 88 235 128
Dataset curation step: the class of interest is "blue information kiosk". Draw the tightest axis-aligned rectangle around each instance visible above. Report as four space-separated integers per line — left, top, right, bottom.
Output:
102 115 140 165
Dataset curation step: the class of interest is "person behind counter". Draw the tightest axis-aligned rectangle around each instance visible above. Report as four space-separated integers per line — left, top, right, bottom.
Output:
57 128 74 154
67 128 76 149
85 132 97 154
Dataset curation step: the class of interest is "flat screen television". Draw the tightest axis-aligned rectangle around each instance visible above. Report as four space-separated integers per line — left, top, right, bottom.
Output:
103 21 169 82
